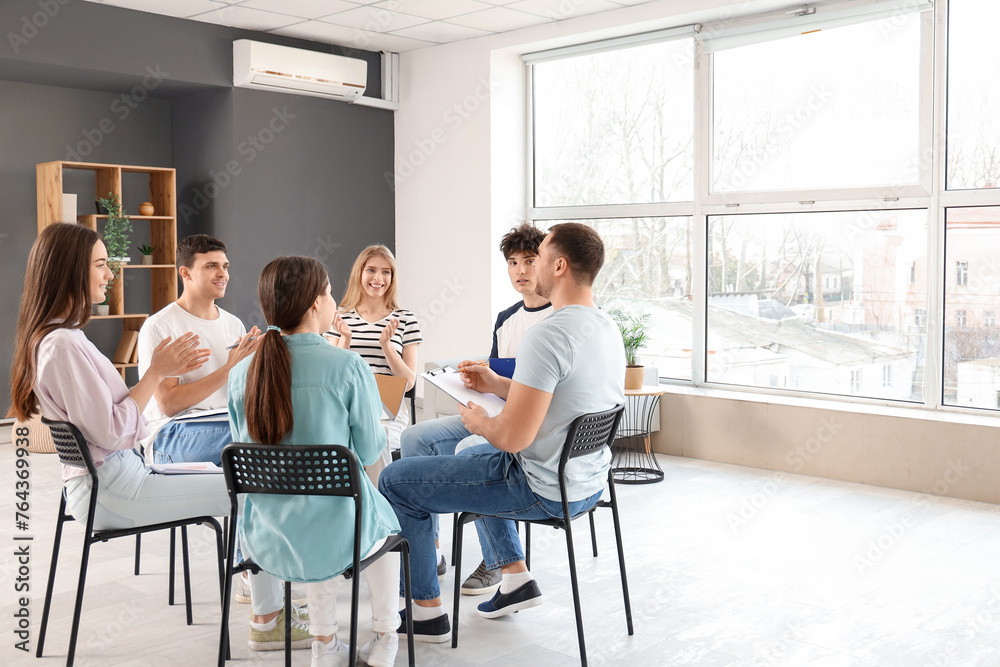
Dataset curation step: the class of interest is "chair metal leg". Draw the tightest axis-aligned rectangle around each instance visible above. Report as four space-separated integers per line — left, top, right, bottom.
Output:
66 535 95 667
401 542 416 667
589 509 599 557
217 529 238 667
168 527 176 605
525 522 531 571
451 512 459 565
36 497 68 657
134 534 141 575
563 520 588 667
608 481 634 635
181 526 193 625
349 558 361 667
451 515 467 648
284 582 292 667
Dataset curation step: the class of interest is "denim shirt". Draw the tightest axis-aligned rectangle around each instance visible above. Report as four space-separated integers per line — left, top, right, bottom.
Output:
227 333 400 583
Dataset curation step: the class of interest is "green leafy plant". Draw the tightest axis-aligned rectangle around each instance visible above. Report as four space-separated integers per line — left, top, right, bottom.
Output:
137 244 154 256
609 309 650 367
96 193 132 285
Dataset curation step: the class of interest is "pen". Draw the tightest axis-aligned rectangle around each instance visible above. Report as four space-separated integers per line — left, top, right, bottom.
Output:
458 361 488 372
225 335 258 350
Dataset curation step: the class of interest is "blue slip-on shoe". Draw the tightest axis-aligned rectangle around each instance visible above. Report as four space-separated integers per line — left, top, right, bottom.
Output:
397 608 451 643
477 580 544 619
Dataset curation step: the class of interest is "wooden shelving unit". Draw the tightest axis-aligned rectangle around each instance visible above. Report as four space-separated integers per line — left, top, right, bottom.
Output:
36 161 177 379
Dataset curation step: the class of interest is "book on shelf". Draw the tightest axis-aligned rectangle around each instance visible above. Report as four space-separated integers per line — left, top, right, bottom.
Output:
113 331 139 365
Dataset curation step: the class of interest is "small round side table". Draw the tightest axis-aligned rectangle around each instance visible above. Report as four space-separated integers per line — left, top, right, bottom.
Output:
611 387 667 484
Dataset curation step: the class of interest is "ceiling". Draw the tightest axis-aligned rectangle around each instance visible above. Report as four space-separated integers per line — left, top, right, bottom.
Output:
85 0 659 52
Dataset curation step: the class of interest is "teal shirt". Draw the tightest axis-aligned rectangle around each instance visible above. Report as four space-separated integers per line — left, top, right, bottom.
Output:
227 333 400 583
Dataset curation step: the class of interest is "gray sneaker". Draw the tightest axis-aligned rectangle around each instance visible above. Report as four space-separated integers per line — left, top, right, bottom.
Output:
461 560 501 596
437 554 447 581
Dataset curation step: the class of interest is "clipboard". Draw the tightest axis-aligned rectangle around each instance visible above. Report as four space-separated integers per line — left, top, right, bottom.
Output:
420 366 506 418
374 374 407 420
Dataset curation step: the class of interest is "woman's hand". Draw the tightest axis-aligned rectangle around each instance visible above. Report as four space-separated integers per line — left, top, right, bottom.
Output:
331 311 352 348
379 317 399 350
148 333 210 380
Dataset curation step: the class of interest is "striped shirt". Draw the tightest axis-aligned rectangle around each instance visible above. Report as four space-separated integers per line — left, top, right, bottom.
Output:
333 308 422 375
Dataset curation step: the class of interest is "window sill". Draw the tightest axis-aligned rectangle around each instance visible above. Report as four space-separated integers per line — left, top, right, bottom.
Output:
655 380 1000 429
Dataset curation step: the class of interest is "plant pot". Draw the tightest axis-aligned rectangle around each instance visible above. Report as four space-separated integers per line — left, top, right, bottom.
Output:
93 304 109 316
141 254 154 265
96 201 110 215
625 365 644 390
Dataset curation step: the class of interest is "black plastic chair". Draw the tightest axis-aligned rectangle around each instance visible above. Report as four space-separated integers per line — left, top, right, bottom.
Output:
451 405 632 666
405 386 417 425
217 443 416 667
37 417 225 667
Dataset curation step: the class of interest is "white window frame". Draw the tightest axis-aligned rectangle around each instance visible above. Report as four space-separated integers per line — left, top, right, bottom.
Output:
524 0 1000 415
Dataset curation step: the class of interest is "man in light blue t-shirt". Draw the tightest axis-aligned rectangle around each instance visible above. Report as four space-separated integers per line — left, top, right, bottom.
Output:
379 223 625 643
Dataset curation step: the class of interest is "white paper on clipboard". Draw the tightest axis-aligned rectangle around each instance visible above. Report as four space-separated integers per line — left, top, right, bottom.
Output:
420 366 506 418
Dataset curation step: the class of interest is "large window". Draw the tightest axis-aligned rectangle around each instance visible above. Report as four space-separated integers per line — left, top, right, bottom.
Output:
713 17 922 193
945 207 1000 409
531 38 694 206
707 210 926 401
527 0 1000 413
947 1 1000 189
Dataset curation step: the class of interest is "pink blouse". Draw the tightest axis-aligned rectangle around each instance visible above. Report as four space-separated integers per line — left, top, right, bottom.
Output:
33 327 147 480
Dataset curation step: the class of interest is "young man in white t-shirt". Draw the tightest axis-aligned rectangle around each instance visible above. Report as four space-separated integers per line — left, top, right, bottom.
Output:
399 223 552 597
138 235 260 464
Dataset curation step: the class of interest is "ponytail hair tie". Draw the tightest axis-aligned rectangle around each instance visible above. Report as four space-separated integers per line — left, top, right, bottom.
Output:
266 325 281 333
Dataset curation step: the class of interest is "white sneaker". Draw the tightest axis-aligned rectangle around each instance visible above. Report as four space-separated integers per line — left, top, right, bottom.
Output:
358 632 399 667
311 638 350 667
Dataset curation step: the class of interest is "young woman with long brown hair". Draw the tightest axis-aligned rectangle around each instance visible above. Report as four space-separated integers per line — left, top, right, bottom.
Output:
227 255 402 667
9 222 229 530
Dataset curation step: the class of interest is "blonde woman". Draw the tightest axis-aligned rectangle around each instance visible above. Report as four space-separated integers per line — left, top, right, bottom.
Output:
329 245 421 457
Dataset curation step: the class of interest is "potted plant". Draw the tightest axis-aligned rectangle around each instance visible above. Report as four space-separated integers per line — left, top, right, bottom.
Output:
138 244 155 265
610 309 650 390
94 293 110 317
96 193 133 286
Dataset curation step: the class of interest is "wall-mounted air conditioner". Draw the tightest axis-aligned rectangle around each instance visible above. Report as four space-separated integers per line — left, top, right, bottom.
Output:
233 39 367 103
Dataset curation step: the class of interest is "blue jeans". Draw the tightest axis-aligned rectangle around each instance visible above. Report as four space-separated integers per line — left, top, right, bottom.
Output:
152 419 233 466
378 447 602 601
399 416 489 540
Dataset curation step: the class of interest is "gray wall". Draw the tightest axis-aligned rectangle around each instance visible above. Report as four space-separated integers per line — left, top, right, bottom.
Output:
0 0 393 408
172 86 395 334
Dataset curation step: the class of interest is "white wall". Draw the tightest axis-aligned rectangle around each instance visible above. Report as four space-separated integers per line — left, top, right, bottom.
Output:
394 0 777 380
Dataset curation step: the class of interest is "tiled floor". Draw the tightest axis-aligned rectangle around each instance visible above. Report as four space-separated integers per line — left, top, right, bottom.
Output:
5 440 1000 666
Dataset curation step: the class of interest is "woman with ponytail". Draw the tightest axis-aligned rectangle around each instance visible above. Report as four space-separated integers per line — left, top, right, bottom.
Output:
227 256 402 667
